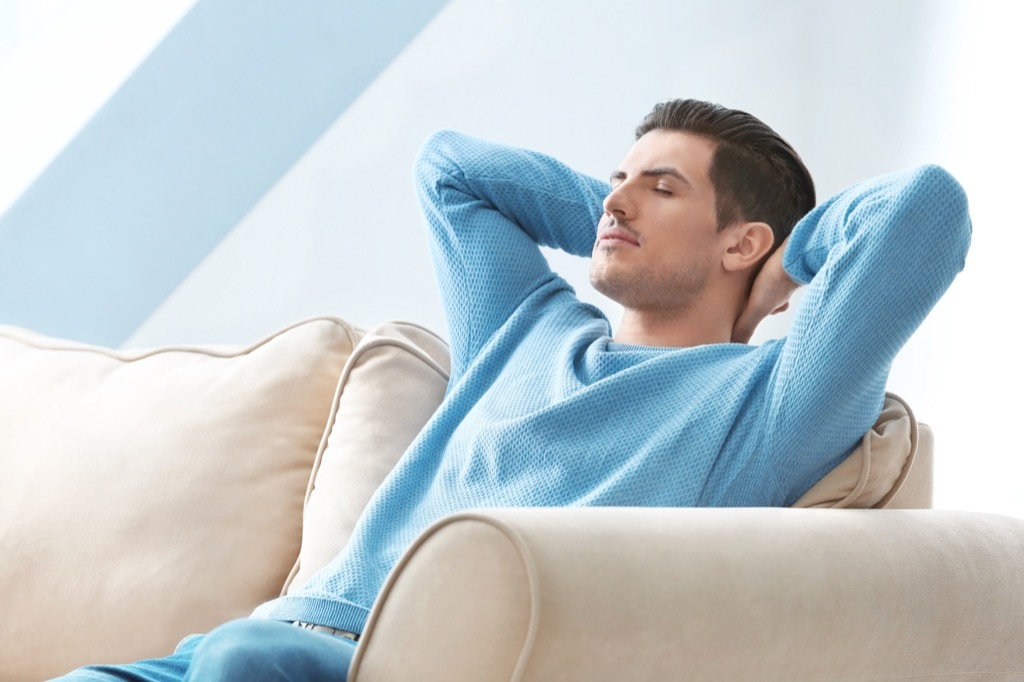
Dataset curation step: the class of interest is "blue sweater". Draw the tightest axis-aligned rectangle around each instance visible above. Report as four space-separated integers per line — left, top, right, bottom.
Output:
255 130 971 634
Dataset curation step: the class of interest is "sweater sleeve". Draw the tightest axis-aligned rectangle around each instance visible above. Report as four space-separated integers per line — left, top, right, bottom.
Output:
414 130 608 377
767 164 971 502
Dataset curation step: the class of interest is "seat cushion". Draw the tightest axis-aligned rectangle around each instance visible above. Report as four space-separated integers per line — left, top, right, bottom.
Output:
0 317 359 680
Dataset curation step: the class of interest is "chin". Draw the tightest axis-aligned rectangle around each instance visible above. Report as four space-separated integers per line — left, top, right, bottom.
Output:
589 266 632 307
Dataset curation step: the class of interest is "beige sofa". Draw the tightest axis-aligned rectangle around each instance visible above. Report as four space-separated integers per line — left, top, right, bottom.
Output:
1 317 1022 681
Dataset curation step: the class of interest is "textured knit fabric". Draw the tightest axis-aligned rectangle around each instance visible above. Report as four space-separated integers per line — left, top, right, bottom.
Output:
255 130 971 635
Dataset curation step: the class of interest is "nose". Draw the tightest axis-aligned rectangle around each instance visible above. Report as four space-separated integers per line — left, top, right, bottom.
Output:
602 182 635 221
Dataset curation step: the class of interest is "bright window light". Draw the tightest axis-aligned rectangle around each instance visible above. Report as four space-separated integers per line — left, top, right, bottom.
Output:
0 0 196 216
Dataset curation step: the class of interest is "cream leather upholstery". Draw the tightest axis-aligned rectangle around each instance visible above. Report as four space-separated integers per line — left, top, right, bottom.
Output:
3 316 1020 681
353 507 1024 681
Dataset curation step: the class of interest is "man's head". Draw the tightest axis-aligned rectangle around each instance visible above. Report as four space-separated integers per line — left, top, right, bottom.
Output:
635 99 815 249
590 98 815 319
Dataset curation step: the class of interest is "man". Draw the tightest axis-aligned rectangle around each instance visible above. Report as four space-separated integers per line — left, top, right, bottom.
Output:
59 99 970 680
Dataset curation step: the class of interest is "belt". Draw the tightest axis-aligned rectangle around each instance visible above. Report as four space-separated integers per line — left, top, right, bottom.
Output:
292 620 360 642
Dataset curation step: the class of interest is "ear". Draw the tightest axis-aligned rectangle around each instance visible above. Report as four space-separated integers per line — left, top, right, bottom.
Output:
722 221 774 273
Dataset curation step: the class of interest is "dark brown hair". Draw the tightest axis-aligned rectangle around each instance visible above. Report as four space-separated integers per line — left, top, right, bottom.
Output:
636 99 815 251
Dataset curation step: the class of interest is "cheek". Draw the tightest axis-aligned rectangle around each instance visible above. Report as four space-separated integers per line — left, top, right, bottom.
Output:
651 232 717 272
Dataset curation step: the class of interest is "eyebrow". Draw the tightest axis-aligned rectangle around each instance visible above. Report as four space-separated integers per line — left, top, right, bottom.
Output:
609 167 692 188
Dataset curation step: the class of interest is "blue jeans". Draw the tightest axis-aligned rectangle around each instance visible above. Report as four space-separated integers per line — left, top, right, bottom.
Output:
53 619 358 681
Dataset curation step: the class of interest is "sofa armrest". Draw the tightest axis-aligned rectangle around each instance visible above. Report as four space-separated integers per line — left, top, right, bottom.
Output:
350 507 1024 682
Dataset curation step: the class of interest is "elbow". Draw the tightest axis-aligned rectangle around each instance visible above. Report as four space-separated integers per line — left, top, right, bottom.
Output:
897 164 972 270
413 129 463 207
414 129 465 180
917 164 972 256
916 164 970 217
413 129 477 206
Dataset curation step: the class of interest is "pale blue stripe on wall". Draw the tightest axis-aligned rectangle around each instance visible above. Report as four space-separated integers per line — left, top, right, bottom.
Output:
0 0 448 346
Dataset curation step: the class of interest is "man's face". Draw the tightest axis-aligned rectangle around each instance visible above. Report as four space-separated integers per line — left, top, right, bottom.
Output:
590 129 724 312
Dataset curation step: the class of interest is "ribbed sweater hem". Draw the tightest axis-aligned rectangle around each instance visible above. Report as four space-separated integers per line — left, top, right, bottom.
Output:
251 595 370 635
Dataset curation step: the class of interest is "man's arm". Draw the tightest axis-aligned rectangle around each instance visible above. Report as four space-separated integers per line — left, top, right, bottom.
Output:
414 130 608 378
753 164 971 501
731 235 798 345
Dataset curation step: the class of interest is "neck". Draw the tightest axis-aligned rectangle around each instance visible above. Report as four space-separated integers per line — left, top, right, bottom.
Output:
612 284 746 348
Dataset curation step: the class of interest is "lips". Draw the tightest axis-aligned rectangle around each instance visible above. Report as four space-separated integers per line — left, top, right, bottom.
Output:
598 226 640 247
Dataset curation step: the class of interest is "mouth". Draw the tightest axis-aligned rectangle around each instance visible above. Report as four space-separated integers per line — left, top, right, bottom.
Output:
597 227 640 247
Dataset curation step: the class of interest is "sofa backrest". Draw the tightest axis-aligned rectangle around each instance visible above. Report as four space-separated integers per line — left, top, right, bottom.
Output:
0 317 363 680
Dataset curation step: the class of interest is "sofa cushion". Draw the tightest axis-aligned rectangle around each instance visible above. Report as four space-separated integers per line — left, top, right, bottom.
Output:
0 317 360 680
793 392 920 509
283 321 451 594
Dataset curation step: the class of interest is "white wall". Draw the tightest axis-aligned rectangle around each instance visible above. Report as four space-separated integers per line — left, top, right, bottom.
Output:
120 0 1022 516
0 0 196 216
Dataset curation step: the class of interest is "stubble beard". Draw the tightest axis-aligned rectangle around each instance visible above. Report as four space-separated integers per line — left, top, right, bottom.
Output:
589 253 711 314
